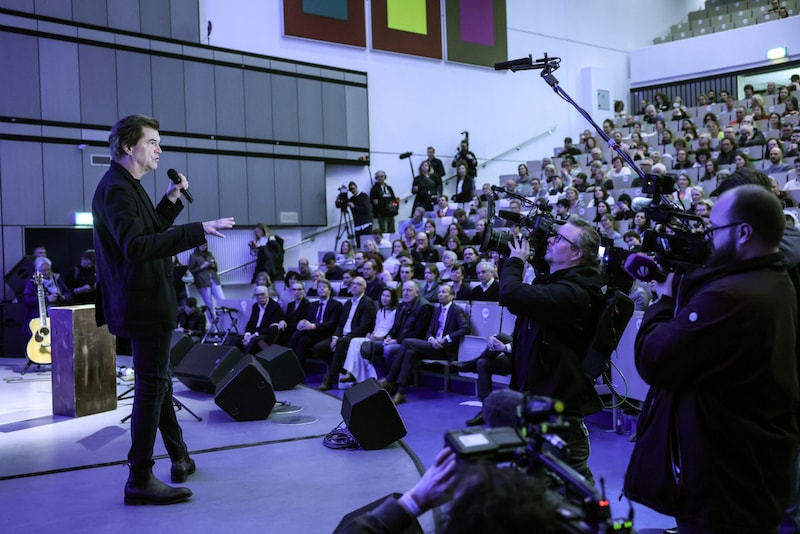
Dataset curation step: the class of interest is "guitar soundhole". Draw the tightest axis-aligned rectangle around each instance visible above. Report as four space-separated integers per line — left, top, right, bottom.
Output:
35 327 49 342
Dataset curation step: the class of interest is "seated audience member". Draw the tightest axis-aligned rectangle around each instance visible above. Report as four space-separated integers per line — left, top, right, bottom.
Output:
175 297 206 340
622 230 642 251
764 146 793 175
363 239 385 265
371 228 392 249
337 239 355 264
457 334 513 426
362 260 386 301
341 288 398 384
440 250 459 282
382 239 406 278
471 219 488 247
420 264 441 302
470 261 499 302
23 257 72 326
280 270 301 307
399 206 427 237
434 195 453 218
253 271 277 299
277 281 310 345
379 285 470 404
412 232 440 264
65 249 97 305
287 279 343 363
453 208 475 230
296 257 312 281
770 177 795 208
305 269 327 297
443 235 463 260
557 136 582 157
322 252 345 280
449 264 472 301
338 270 357 297
785 160 800 190
364 281 432 378
315 276 377 391
401 223 418 250
423 219 445 246
240 285 284 354
461 247 479 280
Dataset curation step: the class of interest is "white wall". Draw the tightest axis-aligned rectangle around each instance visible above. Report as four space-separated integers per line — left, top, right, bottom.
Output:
197 0 702 266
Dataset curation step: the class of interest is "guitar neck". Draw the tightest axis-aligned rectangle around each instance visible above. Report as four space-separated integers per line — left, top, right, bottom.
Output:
37 279 48 328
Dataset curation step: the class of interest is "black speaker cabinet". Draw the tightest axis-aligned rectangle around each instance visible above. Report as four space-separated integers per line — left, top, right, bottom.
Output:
4 257 34 299
341 378 407 450
214 355 276 421
173 344 244 393
334 493 422 534
169 332 196 368
254 344 305 390
2 302 28 358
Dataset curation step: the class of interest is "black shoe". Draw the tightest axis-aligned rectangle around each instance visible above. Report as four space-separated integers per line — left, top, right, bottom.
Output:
171 456 196 484
317 377 333 391
465 411 484 426
124 471 192 505
452 359 477 373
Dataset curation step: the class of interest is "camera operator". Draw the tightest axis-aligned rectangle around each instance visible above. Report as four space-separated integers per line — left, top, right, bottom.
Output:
337 181 373 248
499 216 605 483
625 184 799 533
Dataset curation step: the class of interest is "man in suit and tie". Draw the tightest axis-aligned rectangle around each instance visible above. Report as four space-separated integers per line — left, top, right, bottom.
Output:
277 281 310 345
240 285 284 354
287 279 342 363
315 276 377 390
380 284 470 404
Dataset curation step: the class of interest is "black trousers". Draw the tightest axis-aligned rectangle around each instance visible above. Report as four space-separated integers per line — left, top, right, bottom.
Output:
312 335 354 381
128 330 188 472
387 338 455 394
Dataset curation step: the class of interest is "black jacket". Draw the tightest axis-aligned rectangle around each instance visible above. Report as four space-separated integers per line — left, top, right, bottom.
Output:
334 296 377 338
388 297 432 342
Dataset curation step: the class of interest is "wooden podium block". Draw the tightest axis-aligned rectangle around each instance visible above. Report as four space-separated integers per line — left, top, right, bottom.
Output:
50 305 117 417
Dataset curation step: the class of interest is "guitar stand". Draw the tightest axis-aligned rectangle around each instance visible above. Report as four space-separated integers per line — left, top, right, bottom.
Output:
201 306 240 345
20 360 49 376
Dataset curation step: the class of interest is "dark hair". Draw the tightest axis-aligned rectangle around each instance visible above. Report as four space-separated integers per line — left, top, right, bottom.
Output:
726 184 785 247
379 287 398 309
283 270 300 285
109 114 160 160
567 217 601 267
185 297 197 308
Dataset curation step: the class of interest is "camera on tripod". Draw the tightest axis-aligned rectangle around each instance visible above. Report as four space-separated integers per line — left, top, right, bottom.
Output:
335 184 350 211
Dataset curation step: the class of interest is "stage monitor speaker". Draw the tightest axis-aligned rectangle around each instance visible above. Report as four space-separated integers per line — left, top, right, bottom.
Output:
4 257 34 299
341 378 407 450
169 332 196 368
173 344 243 393
334 493 422 534
254 344 305 390
214 355 276 421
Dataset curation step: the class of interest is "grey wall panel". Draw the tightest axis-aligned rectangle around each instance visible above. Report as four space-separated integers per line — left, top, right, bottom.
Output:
107 0 140 33
218 156 248 224
0 141 44 225
246 157 275 226
152 56 186 132
170 0 199 43
116 50 153 119
79 44 117 126
39 39 81 123
271 75 299 143
297 78 323 145
214 66 245 138
72 0 108 27
184 61 216 135
139 0 171 40
345 86 369 149
35 0 71 18
81 146 109 211
42 143 83 225
0 0 33 11
299 161 325 226
272 159 301 224
244 71 273 140
0 32 40 119
321 83 346 147
186 153 218 223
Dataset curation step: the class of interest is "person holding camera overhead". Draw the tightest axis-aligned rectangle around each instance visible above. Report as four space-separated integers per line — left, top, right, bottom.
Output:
369 170 398 233
336 181 373 248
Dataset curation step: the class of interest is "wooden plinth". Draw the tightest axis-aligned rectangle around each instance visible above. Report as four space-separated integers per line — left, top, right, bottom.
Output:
50 305 117 417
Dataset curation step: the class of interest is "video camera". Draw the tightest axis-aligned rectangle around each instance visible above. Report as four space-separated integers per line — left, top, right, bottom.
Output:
445 394 634 533
335 184 350 211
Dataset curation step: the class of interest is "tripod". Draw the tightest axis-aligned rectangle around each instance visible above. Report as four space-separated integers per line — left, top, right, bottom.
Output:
118 374 203 423
201 306 240 345
335 207 355 251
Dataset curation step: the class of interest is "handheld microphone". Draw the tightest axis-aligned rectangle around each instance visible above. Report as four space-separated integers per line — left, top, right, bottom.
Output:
490 185 507 193
398 152 413 160
623 253 668 283
167 169 194 203
494 55 532 71
484 389 524 428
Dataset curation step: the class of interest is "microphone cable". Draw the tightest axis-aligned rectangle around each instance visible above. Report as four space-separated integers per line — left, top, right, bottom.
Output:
322 421 361 450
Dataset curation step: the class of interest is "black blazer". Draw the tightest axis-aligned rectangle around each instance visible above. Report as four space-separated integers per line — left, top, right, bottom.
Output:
388 297 432 342
92 162 205 337
470 281 499 302
306 298 343 338
285 298 310 332
334 296 377 338
244 299 285 336
426 303 470 355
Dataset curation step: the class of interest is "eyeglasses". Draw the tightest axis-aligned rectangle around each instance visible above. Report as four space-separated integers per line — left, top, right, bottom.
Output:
703 221 743 240
552 233 578 247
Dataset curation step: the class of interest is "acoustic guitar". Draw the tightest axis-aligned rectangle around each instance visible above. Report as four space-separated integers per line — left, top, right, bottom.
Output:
26 272 52 365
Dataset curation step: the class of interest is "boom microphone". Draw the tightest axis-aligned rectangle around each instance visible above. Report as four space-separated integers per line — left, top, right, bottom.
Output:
494 55 532 71
623 253 667 283
398 152 413 160
167 168 194 203
484 389 524 428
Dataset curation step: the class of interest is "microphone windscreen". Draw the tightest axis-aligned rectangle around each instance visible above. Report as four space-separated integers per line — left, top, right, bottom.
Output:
167 168 180 184
497 210 523 223
484 389 524 428
623 253 667 283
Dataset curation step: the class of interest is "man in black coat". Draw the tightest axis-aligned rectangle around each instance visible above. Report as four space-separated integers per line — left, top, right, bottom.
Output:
499 217 605 484
92 114 234 505
287 279 343 363
175 297 206 340
381 285 470 404
338 181 372 248
315 276 377 390
469 261 499 302
362 260 386 301
240 285 284 354
625 185 799 532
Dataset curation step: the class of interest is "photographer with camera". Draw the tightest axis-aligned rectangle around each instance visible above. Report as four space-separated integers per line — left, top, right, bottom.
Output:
499 216 605 484
336 181 373 248
625 184 799 533
369 171 398 233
